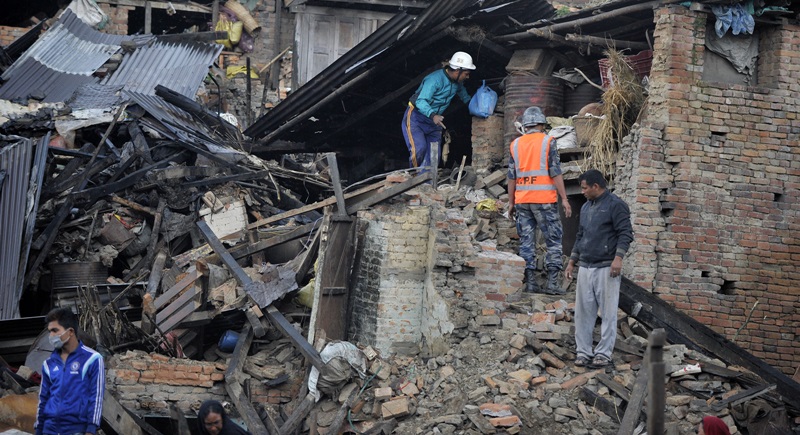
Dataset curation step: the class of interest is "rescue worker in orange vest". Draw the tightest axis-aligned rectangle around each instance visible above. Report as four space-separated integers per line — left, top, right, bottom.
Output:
508 106 572 294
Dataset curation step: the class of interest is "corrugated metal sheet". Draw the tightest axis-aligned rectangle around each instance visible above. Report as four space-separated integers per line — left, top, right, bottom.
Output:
243 0 554 142
103 40 223 97
0 9 151 103
0 139 32 320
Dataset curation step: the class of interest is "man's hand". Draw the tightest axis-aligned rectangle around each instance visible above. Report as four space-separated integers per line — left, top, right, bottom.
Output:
509 204 516 220
561 199 572 218
565 259 575 280
432 114 446 129
610 256 623 278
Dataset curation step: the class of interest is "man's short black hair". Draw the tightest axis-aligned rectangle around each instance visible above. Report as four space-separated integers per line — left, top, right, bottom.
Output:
578 169 607 189
45 308 78 332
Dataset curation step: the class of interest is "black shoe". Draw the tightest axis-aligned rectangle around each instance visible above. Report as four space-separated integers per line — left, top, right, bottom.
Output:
589 355 613 369
544 269 564 294
524 269 541 293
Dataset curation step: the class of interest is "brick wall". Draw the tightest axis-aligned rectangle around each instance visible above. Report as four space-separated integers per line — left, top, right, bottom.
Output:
106 350 298 415
0 25 33 46
97 4 133 35
621 5 800 374
349 186 526 357
349 205 431 355
471 115 506 175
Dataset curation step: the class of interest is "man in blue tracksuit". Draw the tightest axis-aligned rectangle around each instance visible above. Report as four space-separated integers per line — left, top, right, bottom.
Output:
36 308 105 435
565 169 633 369
401 51 476 170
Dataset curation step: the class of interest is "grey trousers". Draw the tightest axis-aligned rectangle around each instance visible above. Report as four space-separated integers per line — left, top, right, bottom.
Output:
574 266 621 360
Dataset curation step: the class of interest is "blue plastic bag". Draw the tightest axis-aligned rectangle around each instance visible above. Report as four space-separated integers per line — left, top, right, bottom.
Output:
469 80 498 118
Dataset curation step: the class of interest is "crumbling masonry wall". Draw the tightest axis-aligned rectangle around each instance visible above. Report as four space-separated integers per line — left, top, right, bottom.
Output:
106 351 298 415
619 5 800 374
349 188 525 357
350 204 431 355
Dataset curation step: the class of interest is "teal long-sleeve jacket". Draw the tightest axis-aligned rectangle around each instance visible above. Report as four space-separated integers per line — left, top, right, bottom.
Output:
409 69 471 118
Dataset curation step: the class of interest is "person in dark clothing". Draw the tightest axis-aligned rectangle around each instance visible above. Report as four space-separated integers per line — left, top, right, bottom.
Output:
565 169 633 369
198 400 252 435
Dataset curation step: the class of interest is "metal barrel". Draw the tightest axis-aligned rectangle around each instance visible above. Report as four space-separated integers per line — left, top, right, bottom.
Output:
503 74 564 150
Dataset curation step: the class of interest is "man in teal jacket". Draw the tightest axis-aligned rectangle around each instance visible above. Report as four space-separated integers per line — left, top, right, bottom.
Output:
36 308 105 435
401 51 475 169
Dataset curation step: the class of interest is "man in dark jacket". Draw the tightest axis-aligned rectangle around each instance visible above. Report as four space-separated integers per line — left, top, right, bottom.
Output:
36 308 104 435
565 169 633 369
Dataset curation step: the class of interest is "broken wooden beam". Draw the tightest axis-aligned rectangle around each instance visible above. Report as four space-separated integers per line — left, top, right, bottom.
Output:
618 338 652 435
345 172 432 215
246 179 386 230
103 389 164 435
579 387 625 423
619 277 800 411
197 221 325 371
223 324 269 434
647 329 666 435
278 393 315 435
325 153 347 217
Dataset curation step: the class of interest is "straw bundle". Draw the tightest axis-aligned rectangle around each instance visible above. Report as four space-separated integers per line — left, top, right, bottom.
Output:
586 49 646 177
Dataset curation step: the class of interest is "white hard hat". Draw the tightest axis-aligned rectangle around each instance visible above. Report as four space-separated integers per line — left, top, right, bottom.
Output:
448 51 476 70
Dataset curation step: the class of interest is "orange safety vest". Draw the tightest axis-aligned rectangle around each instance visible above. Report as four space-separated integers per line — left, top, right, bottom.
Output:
510 132 557 204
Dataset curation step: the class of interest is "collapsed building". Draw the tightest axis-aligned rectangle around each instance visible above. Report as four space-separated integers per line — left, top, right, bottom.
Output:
1 0 799 434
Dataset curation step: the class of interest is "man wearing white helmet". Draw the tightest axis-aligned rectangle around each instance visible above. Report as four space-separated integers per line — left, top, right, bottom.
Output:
402 51 475 170
508 106 572 294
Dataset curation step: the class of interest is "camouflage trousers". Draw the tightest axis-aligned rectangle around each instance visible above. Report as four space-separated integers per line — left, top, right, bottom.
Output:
515 202 563 271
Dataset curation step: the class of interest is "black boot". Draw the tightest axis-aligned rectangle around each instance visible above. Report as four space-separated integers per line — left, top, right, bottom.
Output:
524 269 541 293
545 269 565 295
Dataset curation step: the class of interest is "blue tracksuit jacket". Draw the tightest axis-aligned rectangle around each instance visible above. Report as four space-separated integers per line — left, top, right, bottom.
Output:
36 343 105 435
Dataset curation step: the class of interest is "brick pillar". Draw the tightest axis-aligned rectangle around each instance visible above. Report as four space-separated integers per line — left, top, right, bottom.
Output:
471 115 505 175
350 205 431 356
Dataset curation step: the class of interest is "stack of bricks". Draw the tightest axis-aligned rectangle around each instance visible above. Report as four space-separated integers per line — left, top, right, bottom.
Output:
471 115 505 175
0 25 33 46
106 350 226 413
464 241 525 309
620 5 800 374
248 373 302 405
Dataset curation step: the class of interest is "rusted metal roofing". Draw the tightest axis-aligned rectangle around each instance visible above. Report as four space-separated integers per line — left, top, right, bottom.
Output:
102 39 223 98
0 135 48 320
0 9 150 103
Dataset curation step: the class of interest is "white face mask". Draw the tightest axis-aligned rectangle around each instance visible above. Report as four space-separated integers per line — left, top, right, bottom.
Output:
49 330 68 350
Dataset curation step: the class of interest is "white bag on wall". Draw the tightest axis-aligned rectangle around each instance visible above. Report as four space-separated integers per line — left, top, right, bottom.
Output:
66 0 109 29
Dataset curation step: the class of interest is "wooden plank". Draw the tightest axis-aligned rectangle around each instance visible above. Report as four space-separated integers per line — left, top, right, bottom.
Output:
619 277 800 411
225 325 253 382
618 344 652 435
157 300 199 333
313 218 355 341
247 180 385 230
279 393 315 435
326 153 347 217
103 389 164 435
345 172 431 215
294 230 320 285
96 0 211 13
225 381 268 434
596 374 631 403
198 221 325 371
579 387 625 423
647 330 667 435
153 269 203 309
156 286 199 324
229 222 318 260
710 384 776 412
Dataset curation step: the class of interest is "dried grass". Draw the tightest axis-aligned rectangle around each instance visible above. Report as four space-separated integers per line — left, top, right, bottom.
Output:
585 49 647 178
